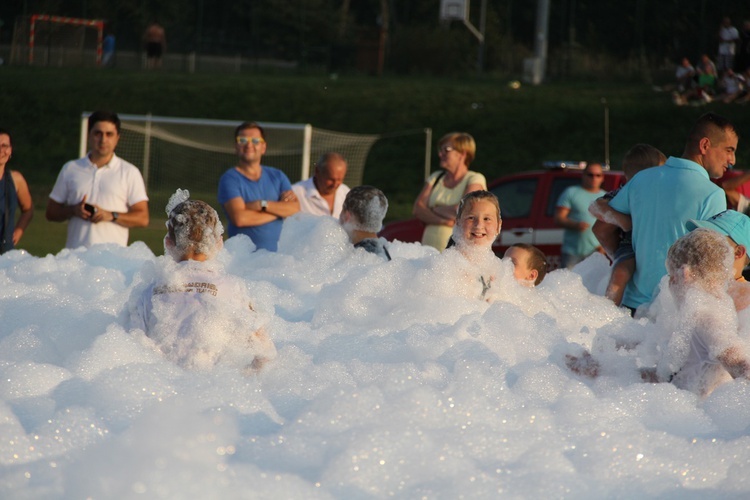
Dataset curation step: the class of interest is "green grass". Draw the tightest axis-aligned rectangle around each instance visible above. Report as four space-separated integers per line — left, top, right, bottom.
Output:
4 66 749 256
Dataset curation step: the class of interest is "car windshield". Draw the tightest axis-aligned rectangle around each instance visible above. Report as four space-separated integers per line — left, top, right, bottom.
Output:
490 178 537 218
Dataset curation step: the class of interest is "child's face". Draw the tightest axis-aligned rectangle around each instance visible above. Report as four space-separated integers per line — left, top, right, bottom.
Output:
457 200 501 247
504 246 536 286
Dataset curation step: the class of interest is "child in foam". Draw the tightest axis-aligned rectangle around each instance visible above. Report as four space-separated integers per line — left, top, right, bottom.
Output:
503 243 548 287
129 189 276 373
568 228 750 397
443 190 514 301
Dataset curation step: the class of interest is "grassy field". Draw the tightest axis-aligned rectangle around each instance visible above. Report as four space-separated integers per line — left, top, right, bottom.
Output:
4 66 749 256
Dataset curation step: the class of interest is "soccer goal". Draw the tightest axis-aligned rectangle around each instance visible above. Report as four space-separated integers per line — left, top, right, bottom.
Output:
79 113 413 212
10 15 104 67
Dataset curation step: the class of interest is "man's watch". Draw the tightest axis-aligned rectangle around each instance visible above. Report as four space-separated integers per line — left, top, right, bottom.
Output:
112 212 119 222
260 200 268 212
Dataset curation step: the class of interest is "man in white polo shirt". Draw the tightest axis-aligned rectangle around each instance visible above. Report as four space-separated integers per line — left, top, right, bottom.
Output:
46 111 149 249
292 152 350 218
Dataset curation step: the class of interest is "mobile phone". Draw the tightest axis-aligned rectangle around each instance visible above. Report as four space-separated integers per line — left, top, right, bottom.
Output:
84 203 96 214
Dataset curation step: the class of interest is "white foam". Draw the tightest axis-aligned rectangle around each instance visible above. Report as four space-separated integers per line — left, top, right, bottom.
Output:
1 215 749 497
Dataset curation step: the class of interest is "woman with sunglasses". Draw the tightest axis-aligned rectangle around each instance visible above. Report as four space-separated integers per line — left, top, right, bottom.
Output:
412 132 486 251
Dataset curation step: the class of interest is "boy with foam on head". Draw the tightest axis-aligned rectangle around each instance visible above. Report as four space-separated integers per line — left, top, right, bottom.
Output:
590 144 667 306
339 185 391 261
503 243 548 287
130 189 276 373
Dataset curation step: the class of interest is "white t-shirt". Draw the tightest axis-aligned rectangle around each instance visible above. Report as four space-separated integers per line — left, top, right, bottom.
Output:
130 259 275 371
719 25 740 55
49 153 148 248
291 177 350 218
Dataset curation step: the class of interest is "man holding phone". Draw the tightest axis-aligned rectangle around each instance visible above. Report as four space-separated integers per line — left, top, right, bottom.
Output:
46 111 149 249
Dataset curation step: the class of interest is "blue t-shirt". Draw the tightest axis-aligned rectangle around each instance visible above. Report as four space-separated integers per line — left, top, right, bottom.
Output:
217 166 293 251
556 185 605 257
609 156 727 309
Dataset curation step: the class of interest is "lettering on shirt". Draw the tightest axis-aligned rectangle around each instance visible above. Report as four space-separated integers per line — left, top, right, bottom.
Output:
154 282 219 297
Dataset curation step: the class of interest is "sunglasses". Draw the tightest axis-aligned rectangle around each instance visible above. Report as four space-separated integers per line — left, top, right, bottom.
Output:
236 136 266 146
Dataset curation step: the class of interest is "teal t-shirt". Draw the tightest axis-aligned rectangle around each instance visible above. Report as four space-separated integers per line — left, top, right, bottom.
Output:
609 157 727 309
556 185 605 257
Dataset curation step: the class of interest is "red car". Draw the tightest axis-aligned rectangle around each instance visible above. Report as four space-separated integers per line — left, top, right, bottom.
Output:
380 163 626 270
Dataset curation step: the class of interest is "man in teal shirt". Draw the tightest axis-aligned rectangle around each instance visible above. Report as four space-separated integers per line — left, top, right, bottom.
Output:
555 162 606 269
608 113 737 313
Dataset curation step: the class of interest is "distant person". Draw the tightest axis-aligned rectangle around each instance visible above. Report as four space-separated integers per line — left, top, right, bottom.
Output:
143 21 166 69
503 243 547 287
718 16 740 72
413 132 486 251
46 111 149 249
292 152 350 218
715 69 746 103
339 185 391 260
675 56 696 93
735 20 750 73
590 144 666 306
0 128 33 254
554 162 606 269
102 32 115 67
130 189 276 372
604 112 734 313
217 121 299 251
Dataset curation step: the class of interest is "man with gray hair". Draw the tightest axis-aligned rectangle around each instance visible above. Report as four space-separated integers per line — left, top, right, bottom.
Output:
292 152 350 218
339 185 391 261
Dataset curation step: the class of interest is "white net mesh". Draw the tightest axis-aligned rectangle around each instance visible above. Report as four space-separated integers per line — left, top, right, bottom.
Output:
81 114 381 214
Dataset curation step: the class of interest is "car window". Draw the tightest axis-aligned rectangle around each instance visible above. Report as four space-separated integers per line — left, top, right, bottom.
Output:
490 178 538 218
547 177 581 217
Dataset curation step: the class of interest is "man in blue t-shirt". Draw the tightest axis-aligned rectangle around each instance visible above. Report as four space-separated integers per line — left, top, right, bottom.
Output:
217 122 300 251
606 113 736 313
554 162 607 269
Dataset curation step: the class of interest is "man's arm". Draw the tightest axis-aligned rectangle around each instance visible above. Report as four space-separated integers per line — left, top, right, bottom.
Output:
90 200 150 228
245 189 299 218
722 171 750 207
592 220 621 259
554 207 588 231
46 196 93 222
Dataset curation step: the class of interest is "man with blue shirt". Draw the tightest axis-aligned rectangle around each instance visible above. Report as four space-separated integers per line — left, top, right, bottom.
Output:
554 162 606 269
218 122 300 251
607 113 736 313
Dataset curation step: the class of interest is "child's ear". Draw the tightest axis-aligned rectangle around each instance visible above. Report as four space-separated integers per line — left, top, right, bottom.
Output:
528 269 539 283
735 244 747 261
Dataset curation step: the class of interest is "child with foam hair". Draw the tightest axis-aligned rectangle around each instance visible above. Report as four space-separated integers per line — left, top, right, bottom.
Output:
130 189 276 373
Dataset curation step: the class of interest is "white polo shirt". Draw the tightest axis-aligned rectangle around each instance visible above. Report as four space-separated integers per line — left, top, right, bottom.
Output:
49 153 148 248
291 177 350 218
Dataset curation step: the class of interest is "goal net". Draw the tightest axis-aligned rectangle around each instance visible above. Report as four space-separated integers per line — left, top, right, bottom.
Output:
10 15 104 67
79 113 385 215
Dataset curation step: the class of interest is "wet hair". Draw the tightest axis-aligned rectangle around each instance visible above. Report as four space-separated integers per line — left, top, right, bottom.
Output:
509 243 548 286
621 144 666 180
88 111 121 134
0 128 12 147
315 152 347 174
686 113 737 152
341 185 388 233
456 190 501 221
666 228 734 294
165 189 224 259
234 121 266 140
438 132 477 166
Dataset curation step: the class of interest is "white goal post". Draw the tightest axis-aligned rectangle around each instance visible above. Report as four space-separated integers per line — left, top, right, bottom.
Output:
79 113 412 212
